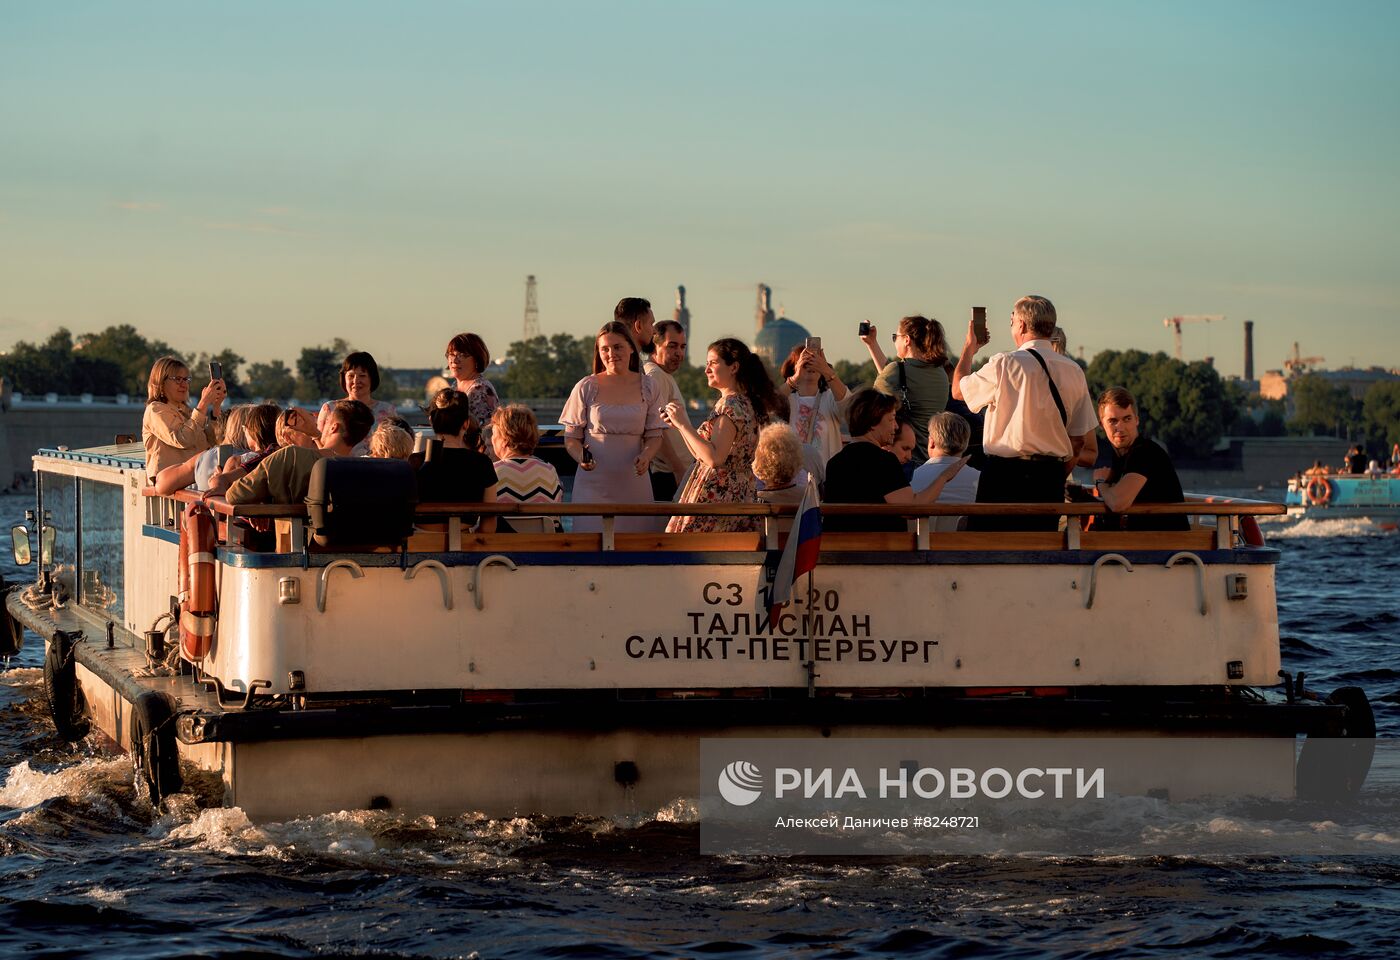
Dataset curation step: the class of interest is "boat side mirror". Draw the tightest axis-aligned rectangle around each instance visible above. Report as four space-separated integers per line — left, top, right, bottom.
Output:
11 525 31 567
41 526 55 565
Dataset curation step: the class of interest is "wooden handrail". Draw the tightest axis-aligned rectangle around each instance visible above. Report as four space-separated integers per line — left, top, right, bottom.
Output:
143 486 1285 520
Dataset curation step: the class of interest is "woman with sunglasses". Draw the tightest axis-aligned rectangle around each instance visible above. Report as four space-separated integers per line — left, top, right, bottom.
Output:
858 315 950 467
141 355 225 481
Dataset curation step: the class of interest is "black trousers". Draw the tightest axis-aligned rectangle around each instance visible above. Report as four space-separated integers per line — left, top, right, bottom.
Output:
969 455 1066 531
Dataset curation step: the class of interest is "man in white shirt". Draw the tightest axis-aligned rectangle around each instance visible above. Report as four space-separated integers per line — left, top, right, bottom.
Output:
911 412 982 532
643 319 694 501
951 295 1097 531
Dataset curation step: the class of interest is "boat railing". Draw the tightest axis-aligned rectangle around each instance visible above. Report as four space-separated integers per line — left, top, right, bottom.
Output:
142 488 1283 554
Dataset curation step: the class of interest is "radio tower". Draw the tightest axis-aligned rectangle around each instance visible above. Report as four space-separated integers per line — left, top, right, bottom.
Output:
523 275 540 339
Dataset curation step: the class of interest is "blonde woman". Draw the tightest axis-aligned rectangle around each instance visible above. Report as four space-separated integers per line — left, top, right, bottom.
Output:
369 424 415 460
141 355 224 481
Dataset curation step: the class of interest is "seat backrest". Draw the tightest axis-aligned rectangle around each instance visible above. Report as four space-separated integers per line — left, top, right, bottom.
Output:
504 516 559 534
306 457 417 548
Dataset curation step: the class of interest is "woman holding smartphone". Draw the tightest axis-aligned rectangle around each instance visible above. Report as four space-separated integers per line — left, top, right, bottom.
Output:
141 355 224 481
859 315 951 467
560 321 665 533
663 337 781 533
778 340 849 486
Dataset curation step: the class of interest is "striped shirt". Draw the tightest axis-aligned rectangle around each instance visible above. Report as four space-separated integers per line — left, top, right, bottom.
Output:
493 456 564 506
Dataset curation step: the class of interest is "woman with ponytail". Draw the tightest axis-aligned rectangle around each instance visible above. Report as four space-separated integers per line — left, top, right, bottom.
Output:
662 338 779 533
859 315 951 466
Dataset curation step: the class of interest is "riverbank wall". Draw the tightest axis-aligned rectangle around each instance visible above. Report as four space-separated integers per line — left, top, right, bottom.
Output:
1174 436 1353 493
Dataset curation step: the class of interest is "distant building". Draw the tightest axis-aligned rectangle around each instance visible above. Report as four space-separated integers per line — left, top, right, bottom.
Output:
751 282 810 372
384 366 450 401
1260 366 1400 401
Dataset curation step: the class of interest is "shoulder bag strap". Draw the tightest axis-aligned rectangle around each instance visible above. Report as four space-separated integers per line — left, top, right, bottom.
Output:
1024 348 1068 427
896 360 912 413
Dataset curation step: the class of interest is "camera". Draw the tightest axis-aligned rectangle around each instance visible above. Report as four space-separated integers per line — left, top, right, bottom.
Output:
858 321 872 336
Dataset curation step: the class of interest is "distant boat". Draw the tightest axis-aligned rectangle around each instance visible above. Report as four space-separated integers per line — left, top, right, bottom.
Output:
1285 471 1400 523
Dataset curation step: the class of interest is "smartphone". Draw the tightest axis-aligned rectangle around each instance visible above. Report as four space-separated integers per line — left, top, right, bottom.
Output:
582 447 594 466
805 336 821 352
971 307 989 345
858 321 872 336
208 360 223 381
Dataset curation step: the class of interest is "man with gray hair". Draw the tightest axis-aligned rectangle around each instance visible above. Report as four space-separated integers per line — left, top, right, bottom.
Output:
911 412 982 531
951 295 1097 531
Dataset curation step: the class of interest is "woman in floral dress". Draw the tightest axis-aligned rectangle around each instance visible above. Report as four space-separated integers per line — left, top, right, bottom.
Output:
663 338 781 533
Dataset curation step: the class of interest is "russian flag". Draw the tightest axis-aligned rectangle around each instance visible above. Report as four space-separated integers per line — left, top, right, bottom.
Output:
766 479 822 625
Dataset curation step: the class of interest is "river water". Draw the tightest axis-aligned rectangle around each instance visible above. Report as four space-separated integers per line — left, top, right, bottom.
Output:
2 492 1398 958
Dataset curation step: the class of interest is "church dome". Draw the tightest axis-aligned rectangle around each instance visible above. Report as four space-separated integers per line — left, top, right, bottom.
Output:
754 317 811 373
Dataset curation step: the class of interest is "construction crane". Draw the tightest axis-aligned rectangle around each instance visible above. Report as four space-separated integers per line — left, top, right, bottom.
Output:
1284 341 1324 375
1162 315 1223 360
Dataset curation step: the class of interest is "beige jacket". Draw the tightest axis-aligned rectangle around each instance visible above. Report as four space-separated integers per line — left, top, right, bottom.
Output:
142 401 217 480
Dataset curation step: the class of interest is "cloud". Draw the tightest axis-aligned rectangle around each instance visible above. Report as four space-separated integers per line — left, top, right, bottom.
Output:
112 200 164 212
202 220 296 236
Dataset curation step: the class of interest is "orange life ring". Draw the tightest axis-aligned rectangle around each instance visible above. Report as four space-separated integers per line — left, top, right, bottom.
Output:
1305 477 1332 506
178 502 218 661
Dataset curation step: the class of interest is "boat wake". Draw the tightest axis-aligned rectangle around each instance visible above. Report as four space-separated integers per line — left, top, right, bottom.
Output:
1262 517 1395 538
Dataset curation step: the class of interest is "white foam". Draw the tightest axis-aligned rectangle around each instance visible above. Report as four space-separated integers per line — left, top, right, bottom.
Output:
1267 517 1392 539
81 886 129 904
0 758 132 810
0 667 43 686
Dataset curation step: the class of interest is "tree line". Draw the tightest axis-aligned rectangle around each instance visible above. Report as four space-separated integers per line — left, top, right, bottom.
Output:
0 326 415 404
4 324 1397 454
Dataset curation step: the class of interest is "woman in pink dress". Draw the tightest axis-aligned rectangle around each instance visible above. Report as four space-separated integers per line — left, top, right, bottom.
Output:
561 322 664 533
663 338 781 533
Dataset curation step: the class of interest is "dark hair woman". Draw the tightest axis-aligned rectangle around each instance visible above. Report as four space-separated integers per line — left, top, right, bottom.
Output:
317 350 398 455
141 354 225 481
858 315 950 465
778 341 850 486
662 337 780 533
560 320 665 533
822 389 967 532
444 332 499 440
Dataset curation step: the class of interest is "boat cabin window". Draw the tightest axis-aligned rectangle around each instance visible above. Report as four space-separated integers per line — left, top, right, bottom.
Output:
78 478 125 620
37 471 77 601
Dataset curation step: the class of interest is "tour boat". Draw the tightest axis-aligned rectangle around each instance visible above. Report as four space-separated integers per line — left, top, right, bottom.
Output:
2 442 1375 821
1284 472 1400 524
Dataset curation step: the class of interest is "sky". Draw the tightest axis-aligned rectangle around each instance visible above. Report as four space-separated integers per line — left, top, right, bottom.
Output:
2 0 1398 378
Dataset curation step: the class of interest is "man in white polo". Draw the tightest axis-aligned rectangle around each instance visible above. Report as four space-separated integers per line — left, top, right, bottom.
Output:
643 319 693 501
951 294 1097 531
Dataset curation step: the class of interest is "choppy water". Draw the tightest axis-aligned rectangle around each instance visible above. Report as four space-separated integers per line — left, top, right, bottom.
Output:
3 492 1399 958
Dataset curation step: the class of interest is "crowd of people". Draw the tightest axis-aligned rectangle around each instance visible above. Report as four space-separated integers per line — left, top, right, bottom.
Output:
140 294 1191 534
1302 443 1400 478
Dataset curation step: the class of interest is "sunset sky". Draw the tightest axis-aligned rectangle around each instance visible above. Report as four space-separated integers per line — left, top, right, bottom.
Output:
2 1 1397 377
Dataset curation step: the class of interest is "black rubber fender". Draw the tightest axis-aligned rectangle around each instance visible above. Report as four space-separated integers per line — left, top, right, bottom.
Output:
1 589 24 658
1296 686 1376 801
130 690 183 803
43 631 90 741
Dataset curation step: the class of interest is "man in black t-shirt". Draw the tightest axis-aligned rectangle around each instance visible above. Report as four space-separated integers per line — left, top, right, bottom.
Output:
1092 387 1188 532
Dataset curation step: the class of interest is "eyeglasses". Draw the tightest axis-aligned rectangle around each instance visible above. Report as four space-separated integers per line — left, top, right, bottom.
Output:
890 333 906 344
164 376 192 384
